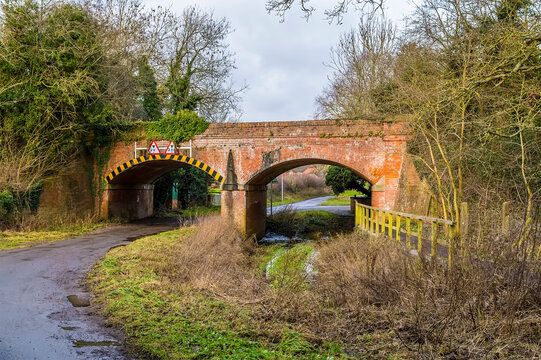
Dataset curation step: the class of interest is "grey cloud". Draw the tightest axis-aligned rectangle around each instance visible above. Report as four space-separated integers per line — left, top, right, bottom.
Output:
144 0 411 122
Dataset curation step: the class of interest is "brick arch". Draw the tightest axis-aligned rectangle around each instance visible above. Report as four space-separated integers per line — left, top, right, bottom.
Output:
245 158 375 186
100 118 415 236
105 154 225 185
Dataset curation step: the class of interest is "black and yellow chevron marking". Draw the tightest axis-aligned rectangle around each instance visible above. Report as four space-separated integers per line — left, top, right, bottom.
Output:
104 154 225 184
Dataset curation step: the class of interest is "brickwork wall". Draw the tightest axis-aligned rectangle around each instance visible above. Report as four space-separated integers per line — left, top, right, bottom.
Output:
38 117 426 229
395 155 433 215
105 118 414 211
38 155 94 220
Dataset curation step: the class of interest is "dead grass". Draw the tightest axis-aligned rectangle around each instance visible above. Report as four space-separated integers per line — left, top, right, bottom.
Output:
91 216 541 359
0 212 116 251
163 217 270 302
173 221 541 358
311 232 541 358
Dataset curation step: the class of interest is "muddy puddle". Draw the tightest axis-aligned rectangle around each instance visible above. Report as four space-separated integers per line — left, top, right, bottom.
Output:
67 295 90 307
72 340 121 348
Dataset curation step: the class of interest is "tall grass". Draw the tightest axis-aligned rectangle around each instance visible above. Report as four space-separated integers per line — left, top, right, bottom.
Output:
92 215 541 358
167 218 541 357
313 231 541 357
163 218 270 302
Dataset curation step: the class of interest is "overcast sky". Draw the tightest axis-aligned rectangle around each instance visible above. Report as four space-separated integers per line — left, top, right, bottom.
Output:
144 0 414 122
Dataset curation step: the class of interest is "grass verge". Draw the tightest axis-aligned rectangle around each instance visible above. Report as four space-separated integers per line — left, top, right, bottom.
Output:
320 190 365 206
159 206 221 218
180 205 220 217
88 226 346 359
89 219 541 359
267 188 332 207
0 221 114 251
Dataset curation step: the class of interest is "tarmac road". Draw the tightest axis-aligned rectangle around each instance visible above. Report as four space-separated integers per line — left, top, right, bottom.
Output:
0 198 349 360
267 195 352 216
0 219 178 360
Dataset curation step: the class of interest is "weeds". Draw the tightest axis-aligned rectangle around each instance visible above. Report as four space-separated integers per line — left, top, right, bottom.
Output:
267 209 354 238
90 217 541 359
0 213 117 251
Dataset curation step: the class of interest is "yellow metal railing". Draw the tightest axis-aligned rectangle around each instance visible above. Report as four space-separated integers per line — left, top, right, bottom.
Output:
355 202 458 266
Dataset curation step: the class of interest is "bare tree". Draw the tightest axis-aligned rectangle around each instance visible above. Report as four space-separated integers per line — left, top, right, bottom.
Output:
81 1 245 122
162 6 245 122
396 0 541 236
315 15 395 118
266 0 384 23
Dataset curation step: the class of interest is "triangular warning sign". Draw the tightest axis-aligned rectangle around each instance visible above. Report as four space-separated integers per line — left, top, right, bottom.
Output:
147 140 161 155
164 141 179 155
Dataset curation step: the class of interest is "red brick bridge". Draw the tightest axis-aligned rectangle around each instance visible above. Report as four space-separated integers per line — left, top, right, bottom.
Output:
101 117 422 238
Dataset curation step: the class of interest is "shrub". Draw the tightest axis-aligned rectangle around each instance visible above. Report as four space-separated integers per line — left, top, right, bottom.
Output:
313 230 541 357
167 217 269 300
0 190 15 219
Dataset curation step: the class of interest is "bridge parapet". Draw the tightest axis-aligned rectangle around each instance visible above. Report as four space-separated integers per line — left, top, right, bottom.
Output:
191 117 410 140
96 116 425 238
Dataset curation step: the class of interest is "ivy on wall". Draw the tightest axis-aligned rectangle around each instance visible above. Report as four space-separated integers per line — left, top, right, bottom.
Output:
144 110 209 144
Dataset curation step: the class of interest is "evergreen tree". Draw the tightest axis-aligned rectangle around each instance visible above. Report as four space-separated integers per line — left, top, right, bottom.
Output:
137 58 161 121
0 0 114 193
325 166 370 196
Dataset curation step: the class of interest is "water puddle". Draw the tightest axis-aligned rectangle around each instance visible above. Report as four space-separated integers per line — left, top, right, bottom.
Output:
109 233 160 251
72 340 121 348
60 326 80 331
67 295 90 307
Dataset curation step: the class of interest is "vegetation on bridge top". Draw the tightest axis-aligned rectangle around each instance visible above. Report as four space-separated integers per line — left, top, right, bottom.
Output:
0 0 243 229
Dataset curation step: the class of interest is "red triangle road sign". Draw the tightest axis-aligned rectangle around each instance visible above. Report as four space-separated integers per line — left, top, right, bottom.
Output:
164 141 179 155
147 140 161 155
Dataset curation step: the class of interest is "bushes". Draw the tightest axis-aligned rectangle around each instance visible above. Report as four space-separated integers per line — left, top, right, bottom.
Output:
325 166 369 196
0 185 43 229
266 209 354 238
268 169 330 198
144 110 208 144
92 215 541 359
312 231 541 358
0 190 15 222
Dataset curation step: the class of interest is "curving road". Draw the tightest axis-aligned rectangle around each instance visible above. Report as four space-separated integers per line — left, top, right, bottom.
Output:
0 198 349 359
267 195 352 216
0 219 178 360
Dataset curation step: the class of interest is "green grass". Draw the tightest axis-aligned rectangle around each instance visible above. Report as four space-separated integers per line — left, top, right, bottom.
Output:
0 221 113 251
267 191 331 206
266 244 314 290
267 195 308 206
180 205 220 217
267 196 303 206
320 190 366 206
88 229 349 359
266 210 354 238
160 206 221 218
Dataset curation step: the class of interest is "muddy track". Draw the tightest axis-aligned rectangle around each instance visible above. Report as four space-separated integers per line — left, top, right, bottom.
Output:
0 219 178 360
